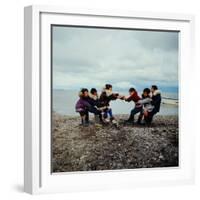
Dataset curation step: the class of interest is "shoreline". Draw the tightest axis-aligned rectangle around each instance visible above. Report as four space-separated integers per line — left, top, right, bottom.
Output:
52 113 178 172
53 89 178 116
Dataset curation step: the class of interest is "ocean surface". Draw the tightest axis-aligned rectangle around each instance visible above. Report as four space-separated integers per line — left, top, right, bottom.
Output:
53 89 178 116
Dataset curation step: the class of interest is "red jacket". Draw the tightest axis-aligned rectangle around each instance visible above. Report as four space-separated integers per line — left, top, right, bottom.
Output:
125 92 141 103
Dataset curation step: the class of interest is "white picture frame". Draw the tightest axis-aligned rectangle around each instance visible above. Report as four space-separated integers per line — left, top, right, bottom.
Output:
24 5 195 194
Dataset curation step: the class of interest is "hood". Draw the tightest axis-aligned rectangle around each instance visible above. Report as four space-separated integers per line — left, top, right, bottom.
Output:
78 91 83 97
89 93 98 100
152 90 161 96
102 88 113 97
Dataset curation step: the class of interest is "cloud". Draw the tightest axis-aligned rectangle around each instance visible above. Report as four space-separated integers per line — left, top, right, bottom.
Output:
52 26 178 91
114 81 135 89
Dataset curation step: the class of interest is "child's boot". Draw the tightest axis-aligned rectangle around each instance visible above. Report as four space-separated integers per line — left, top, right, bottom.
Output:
137 115 143 125
81 116 89 127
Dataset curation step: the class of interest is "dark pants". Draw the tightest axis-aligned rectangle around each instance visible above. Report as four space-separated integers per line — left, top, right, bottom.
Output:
79 106 102 123
144 110 158 125
88 106 103 122
88 106 101 115
127 106 142 122
79 110 89 123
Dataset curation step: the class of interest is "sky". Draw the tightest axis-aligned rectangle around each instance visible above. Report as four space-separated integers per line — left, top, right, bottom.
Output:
52 26 179 92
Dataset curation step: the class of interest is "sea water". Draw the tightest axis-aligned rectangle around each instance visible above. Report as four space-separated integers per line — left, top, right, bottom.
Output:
52 89 178 116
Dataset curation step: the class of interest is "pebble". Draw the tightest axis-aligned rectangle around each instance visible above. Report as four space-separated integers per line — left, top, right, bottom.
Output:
52 113 178 172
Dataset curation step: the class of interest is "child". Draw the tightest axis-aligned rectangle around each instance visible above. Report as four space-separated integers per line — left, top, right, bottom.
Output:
99 84 119 124
75 88 90 126
140 85 161 125
137 88 154 125
123 87 142 125
88 88 105 123
75 88 102 126
150 85 161 115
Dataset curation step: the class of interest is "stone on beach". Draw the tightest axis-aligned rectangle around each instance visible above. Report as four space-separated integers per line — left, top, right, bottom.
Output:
52 113 178 172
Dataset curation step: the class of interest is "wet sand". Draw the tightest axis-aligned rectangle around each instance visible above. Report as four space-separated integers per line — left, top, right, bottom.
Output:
52 113 178 172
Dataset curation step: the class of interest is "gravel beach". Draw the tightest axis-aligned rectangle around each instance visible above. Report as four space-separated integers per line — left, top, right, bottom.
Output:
52 113 178 173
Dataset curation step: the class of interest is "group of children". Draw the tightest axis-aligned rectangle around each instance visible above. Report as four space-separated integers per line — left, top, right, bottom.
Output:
75 84 161 126
123 85 161 125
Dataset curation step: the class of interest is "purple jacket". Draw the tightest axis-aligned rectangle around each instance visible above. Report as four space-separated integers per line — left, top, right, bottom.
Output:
75 98 91 112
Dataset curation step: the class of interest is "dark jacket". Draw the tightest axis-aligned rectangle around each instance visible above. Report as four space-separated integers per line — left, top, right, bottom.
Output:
99 91 118 107
151 90 161 113
88 93 101 107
